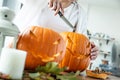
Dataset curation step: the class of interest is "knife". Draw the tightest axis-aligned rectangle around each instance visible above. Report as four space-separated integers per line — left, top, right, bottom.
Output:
58 11 75 29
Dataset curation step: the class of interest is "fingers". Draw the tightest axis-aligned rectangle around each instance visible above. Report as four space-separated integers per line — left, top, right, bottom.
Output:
48 0 54 7
91 45 99 52
59 3 64 15
90 42 99 60
48 0 64 15
54 2 64 15
91 41 95 48
90 50 99 60
54 1 60 15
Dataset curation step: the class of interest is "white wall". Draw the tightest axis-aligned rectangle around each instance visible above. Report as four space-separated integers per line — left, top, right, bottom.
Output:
2 0 21 13
0 0 3 7
87 5 120 40
79 0 120 40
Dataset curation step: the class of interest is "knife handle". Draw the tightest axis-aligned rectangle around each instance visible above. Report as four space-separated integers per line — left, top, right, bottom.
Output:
58 11 63 17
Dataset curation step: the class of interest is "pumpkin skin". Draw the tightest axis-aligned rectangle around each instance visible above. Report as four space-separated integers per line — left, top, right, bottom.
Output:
59 32 91 72
16 26 66 70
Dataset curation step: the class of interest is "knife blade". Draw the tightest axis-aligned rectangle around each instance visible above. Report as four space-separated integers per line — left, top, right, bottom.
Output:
58 11 75 29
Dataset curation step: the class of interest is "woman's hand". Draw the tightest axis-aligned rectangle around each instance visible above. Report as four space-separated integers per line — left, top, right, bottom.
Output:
48 0 64 15
90 42 99 60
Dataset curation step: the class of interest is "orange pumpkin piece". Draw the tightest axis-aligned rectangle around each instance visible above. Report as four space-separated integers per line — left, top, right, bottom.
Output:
16 26 66 70
59 32 91 72
86 70 108 79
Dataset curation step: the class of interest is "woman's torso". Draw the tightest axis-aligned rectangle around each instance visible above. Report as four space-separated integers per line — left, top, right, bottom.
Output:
33 2 80 33
14 0 83 33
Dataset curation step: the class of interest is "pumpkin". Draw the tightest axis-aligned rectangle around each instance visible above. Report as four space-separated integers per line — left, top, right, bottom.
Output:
16 26 66 70
59 32 91 72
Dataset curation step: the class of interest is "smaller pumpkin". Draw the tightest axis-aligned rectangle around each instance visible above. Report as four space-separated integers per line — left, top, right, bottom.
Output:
59 32 91 72
16 26 66 70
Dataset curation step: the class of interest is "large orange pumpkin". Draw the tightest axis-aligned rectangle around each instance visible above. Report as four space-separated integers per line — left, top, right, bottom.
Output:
16 26 66 70
59 32 91 72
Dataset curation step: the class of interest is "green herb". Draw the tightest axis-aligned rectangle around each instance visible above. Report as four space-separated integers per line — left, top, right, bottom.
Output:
36 62 67 74
56 71 81 80
27 62 82 80
29 72 40 79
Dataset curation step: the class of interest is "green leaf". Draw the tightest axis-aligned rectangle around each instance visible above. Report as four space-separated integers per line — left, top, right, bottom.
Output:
46 76 55 80
34 62 82 80
35 62 67 74
56 71 81 80
29 72 40 79
74 70 81 77
56 75 78 80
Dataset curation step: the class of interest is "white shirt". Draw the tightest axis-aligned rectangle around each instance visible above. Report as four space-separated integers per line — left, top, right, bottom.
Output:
14 0 87 34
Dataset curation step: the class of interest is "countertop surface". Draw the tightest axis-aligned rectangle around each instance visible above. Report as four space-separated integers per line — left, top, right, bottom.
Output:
80 75 120 80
